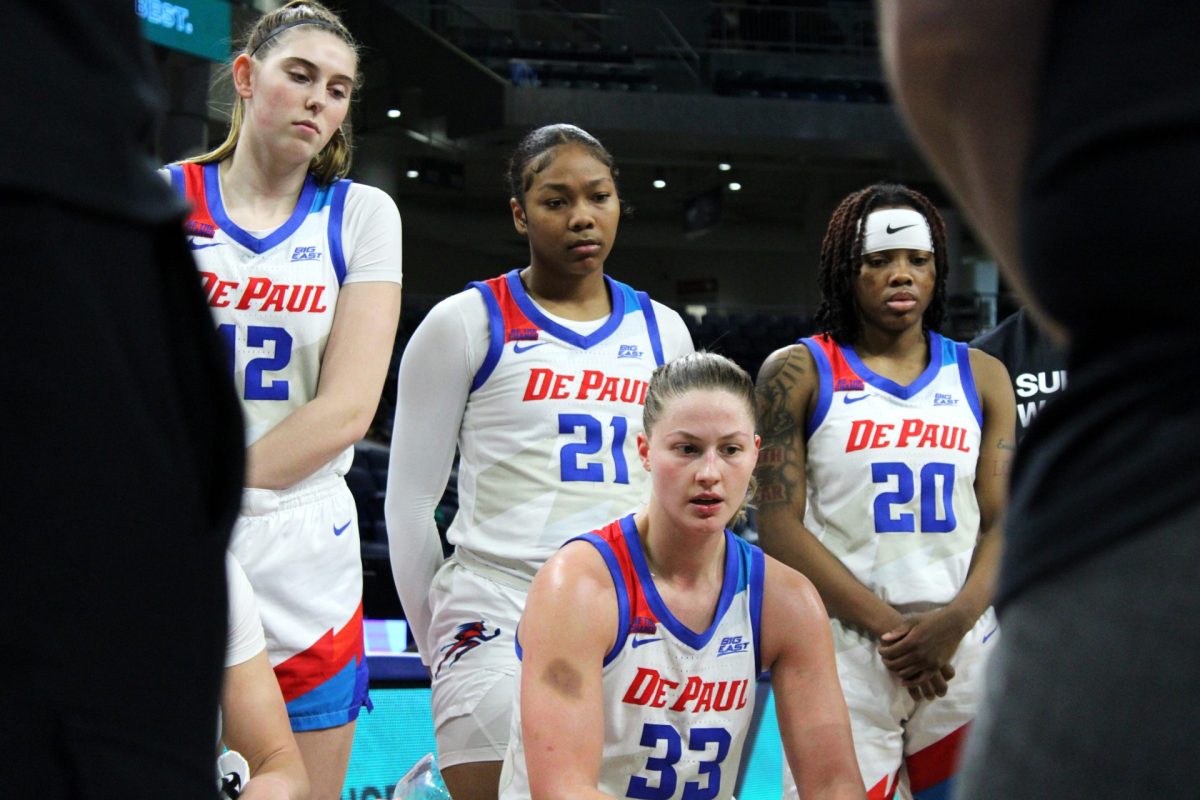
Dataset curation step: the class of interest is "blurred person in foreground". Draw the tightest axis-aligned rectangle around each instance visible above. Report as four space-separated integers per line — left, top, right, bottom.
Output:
878 2 1200 796
2 2 243 797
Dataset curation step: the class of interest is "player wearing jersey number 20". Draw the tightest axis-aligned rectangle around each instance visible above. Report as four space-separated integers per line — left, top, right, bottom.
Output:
755 183 1015 799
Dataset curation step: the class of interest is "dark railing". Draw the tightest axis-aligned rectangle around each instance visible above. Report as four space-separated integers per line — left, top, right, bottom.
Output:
705 1 877 56
380 0 882 99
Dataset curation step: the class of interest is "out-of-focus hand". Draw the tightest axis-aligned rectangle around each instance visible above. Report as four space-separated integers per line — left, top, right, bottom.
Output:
905 663 957 701
239 774 295 800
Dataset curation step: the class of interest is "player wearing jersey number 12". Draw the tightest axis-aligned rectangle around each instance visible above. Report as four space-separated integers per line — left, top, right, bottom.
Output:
168 3 403 798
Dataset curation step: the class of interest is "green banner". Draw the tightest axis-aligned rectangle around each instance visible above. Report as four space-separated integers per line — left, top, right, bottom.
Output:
137 0 232 62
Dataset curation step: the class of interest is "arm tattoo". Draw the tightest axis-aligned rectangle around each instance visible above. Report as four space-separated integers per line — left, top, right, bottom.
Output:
754 349 809 508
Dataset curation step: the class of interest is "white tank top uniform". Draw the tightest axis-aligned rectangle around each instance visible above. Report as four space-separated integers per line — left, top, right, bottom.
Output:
452 269 674 577
167 162 402 729
802 331 982 607
501 514 765 800
783 331 997 800
404 271 693 763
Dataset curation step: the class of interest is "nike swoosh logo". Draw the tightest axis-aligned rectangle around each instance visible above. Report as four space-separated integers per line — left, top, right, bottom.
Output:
886 223 917 234
843 394 870 404
631 637 662 649
982 626 999 644
512 341 547 354
333 520 352 536
189 241 222 250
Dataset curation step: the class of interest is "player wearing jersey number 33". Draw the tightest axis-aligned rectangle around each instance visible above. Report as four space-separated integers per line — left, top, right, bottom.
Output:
500 352 864 800
755 184 1016 800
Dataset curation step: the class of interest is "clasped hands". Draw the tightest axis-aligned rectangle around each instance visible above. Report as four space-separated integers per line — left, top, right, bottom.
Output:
878 607 970 701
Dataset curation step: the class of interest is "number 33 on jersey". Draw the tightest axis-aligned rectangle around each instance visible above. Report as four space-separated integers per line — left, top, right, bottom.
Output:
800 332 983 608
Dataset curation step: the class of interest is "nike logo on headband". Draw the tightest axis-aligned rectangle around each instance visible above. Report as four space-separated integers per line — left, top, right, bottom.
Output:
886 224 917 234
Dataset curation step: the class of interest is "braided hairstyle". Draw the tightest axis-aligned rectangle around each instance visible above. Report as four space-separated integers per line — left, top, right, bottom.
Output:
187 0 360 186
814 182 949 344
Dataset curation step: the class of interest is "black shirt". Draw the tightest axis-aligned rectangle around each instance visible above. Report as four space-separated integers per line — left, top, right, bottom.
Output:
5 1 184 222
971 309 1067 444
999 0 1200 608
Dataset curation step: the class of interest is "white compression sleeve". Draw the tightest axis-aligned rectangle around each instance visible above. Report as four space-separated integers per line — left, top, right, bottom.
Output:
385 290 486 663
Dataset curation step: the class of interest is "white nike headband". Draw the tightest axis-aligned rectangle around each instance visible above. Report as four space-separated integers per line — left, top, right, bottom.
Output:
860 208 935 255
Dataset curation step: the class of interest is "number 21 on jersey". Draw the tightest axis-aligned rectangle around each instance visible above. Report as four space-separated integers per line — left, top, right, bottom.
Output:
559 413 629 484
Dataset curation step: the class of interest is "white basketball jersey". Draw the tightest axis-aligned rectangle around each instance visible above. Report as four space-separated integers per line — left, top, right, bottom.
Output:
169 162 359 477
802 333 982 608
450 270 672 576
501 515 764 800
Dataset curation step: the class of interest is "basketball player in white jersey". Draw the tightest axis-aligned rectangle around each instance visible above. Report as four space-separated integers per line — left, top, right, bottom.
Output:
166 4 403 797
499 352 862 800
754 184 1015 800
386 124 692 799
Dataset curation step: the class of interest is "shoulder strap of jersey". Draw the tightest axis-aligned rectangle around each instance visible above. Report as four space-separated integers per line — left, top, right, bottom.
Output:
953 339 984 427
466 270 537 392
633 290 667 366
798 334 864 436
729 534 767 675
170 162 219 240
567 517 647 667
326 178 352 286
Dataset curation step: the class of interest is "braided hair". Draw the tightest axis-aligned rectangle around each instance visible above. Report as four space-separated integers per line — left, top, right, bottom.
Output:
814 183 949 344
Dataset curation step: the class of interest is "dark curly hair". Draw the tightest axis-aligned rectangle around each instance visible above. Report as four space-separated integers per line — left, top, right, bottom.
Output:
814 182 949 344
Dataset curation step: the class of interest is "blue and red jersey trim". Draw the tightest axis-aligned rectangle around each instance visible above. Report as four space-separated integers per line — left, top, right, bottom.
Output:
800 332 983 434
568 514 765 673
165 161 350 283
467 269 667 392
273 601 367 703
906 723 968 799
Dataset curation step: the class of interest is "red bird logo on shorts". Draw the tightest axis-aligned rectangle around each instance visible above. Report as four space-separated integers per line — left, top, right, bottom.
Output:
435 620 502 676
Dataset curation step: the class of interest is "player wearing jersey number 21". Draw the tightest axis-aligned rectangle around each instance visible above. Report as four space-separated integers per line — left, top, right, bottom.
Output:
755 183 1015 799
500 352 864 800
386 124 692 800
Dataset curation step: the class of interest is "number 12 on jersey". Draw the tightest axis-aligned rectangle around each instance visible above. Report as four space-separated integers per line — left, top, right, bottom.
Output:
559 413 630 484
217 323 293 401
